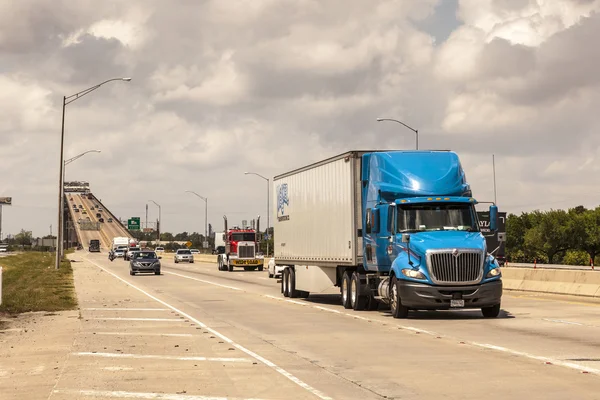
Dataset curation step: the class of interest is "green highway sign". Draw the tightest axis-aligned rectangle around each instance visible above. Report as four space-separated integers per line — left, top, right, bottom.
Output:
128 217 141 230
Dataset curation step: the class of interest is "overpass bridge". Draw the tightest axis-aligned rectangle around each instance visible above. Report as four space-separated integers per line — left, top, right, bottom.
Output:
64 191 132 252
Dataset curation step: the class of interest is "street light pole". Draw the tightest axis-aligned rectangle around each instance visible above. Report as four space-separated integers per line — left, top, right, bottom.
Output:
244 172 270 256
55 77 131 270
149 200 161 243
185 191 208 249
61 149 101 257
376 118 419 150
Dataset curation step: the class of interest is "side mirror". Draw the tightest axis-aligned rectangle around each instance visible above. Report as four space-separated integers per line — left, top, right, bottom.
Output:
401 233 411 243
497 232 506 243
489 205 498 231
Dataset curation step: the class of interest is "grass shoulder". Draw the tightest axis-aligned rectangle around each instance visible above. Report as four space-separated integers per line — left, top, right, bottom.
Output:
0 252 77 315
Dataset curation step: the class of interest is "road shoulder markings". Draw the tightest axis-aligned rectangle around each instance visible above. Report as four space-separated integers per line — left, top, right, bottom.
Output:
86 258 333 400
74 352 251 363
52 389 267 400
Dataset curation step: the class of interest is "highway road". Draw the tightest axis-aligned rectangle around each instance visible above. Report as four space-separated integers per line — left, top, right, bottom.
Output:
66 193 131 251
61 250 600 400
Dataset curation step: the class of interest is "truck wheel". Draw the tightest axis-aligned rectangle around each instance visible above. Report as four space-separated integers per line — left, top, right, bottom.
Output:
341 271 352 309
351 272 367 311
390 276 409 319
481 304 501 318
228 263 233 272
258 265 263 272
283 268 290 297
268 272 274 278
289 268 298 298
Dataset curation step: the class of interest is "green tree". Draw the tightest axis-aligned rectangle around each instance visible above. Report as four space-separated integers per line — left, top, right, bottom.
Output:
15 229 33 246
569 207 600 263
160 232 174 242
524 210 572 264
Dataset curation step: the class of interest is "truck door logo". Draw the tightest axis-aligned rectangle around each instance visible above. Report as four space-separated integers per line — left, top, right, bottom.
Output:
277 183 290 221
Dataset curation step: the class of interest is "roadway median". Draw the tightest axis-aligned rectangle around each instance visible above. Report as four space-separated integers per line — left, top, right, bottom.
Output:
502 266 600 298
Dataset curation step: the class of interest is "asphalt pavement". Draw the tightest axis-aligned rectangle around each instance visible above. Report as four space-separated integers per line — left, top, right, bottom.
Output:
41 251 600 399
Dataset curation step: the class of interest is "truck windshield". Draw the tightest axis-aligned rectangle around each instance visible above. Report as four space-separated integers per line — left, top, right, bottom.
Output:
397 203 477 233
231 233 256 241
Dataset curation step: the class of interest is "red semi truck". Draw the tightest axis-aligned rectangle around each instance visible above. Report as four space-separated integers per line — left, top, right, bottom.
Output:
217 216 264 272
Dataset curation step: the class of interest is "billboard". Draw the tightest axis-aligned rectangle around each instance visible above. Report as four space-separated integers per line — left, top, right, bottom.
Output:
0 197 12 205
477 211 507 260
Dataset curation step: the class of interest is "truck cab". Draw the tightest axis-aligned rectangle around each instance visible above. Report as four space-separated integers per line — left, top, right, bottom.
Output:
217 217 264 272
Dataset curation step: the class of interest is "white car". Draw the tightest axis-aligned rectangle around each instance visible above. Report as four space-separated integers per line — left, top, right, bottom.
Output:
0 245 8 253
267 258 284 278
113 249 126 258
155 247 164 253
190 249 200 255
174 249 194 263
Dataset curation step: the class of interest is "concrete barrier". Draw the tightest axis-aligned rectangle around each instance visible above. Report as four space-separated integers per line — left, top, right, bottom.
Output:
502 267 600 298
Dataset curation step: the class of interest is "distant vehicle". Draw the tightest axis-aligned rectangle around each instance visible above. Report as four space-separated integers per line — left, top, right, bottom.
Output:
0 244 8 253
79 205 83 208
175 249 194 263
190 249 200 254
124 246 142 261
113 248 126 258
96 213 101 218
155 247 164 253
74 208 80 213
213 231 225 255
69 197 73 201
89 239 100 252
107 217 113 223
130 250 161 276
217 219 264 272
98 208 103 212
99 218 104 223
267 258 284 279
91 206 95 210
82 211 87 215
112 237 129 251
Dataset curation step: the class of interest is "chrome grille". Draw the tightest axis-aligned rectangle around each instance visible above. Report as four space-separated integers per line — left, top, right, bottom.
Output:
238 245 255 258
427 250 483 285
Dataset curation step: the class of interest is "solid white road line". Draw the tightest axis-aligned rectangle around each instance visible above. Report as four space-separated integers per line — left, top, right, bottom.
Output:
263 294 600 376
87 259 333 400
52 389 267 400
542 318 584 326
84 308 169 311
89 318 183 322
73 352 250 363
163 271 242 291
91 332 195 337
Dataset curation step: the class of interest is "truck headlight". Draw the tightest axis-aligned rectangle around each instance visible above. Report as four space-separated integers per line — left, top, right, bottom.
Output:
401 269 425 279
487 268 501 278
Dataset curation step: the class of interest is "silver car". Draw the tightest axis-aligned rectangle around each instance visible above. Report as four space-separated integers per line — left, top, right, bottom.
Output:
174 249 194 263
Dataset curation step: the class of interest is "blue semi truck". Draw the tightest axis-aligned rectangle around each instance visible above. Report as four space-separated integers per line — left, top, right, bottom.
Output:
273 150 504 318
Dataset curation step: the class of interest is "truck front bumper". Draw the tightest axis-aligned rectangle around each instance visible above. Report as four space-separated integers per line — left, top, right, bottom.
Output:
398 280 502 310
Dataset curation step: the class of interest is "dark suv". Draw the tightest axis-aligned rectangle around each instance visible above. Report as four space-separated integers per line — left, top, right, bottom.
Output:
130 250 162 276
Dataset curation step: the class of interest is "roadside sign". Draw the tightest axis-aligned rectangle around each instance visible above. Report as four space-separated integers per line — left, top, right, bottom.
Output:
127 217 141 230
202 241 209 248
186 241 193 248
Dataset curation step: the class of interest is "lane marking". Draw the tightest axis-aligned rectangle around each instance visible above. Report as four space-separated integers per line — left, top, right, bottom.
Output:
90 332 196 338
264 295 600 375
263 294 308 306
472 343 600 376
542 318 584 326
506 293 600 308
74 352 250 363
52 389 267 399
102 367 134 371
86 259 333 400
84 308 168 311
163 271 243 291
89 318 183 322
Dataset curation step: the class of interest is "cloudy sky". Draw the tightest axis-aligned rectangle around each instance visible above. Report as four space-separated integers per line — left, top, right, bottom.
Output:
1 0 600 238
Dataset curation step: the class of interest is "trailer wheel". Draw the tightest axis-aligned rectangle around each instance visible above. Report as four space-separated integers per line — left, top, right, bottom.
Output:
341 271 352 309
390 276 409 319
481 304 501 318
351 272 367 311
283 268 290 297
258 265 263 272
228 263 233 272
289 268 298 298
